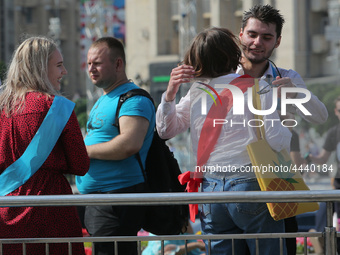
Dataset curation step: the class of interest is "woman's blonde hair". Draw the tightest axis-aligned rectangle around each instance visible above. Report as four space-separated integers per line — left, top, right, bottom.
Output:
0 36 59 115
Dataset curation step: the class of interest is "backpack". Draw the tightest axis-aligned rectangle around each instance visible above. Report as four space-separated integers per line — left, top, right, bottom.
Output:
114 88 189 235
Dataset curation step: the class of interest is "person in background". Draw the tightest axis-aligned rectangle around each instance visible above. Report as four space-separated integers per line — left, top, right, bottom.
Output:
290 129 306 168
142 220 206 255
308 96 340 183
76 37 155 255
308 96 340 254
156 27 291 255
0 36 90 255
278 111 306 169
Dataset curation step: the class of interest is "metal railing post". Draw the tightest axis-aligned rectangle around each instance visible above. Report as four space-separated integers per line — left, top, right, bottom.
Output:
324 201 337 255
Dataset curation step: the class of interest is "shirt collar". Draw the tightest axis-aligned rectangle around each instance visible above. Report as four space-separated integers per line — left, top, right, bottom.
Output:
236 63 277 79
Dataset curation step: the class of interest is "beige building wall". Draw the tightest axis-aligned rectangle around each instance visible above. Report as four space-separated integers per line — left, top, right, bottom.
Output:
6 0 83 99
210 0 242 32
126 0 179 87
126 0 153 84
276 0 295 71
126 0 338 92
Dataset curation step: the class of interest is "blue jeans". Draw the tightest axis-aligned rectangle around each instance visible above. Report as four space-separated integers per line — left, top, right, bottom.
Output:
200 177 287 255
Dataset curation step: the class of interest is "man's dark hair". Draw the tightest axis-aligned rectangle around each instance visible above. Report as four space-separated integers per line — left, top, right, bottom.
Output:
242 4 285 38
91 37 126 65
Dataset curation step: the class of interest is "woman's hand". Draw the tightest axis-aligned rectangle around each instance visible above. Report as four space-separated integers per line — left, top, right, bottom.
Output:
165 65 195 102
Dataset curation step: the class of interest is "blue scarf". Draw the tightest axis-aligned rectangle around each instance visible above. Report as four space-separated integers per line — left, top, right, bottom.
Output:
0 96 75 196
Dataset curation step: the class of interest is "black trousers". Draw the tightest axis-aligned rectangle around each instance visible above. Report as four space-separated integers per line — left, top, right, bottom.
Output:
285 216 298 255
85 182 147 255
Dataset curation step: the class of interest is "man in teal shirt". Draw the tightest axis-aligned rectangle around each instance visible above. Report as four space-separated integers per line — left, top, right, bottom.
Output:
76 37 155 255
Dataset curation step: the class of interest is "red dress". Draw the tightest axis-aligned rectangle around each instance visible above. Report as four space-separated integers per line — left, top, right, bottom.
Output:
0 92 90 255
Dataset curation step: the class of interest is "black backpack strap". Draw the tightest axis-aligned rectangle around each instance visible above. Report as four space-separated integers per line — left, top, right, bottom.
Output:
113 88 155 181
113 88 154 131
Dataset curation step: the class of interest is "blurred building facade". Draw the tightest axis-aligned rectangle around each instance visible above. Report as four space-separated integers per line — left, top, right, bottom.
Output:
125 0 340 105
0 0 339 103
0 0 84 99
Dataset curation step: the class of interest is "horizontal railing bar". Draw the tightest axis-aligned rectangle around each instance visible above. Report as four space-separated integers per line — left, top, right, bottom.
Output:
0 190 339 206
0 192 336 254
0 232 323 244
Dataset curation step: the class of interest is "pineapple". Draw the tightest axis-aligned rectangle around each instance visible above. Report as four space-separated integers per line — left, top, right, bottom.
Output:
266 151 299 220
266 177 298 220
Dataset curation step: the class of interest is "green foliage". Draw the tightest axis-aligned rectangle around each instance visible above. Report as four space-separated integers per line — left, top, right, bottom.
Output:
74 98 88 129
300 82 340 136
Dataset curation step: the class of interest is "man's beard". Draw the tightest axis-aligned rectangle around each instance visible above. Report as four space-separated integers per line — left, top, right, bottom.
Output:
93 80 112 90
242 43 276 64
247 54 268 64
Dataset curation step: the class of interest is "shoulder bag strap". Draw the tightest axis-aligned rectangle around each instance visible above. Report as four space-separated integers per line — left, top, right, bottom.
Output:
253 79 266 140
0 96 75 196
252 79 262 140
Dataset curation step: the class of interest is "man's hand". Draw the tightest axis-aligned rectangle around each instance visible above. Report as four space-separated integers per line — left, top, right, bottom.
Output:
165 64 195 102
272 76 297 98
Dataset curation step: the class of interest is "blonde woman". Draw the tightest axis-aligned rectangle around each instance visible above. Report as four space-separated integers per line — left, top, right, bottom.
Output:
0 36 89 255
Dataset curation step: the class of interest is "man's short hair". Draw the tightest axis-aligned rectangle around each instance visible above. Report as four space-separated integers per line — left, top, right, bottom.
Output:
242 4 285 38
91 37 126 65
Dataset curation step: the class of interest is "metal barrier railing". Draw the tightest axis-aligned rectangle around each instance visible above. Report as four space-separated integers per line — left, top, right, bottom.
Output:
1 190 340 255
